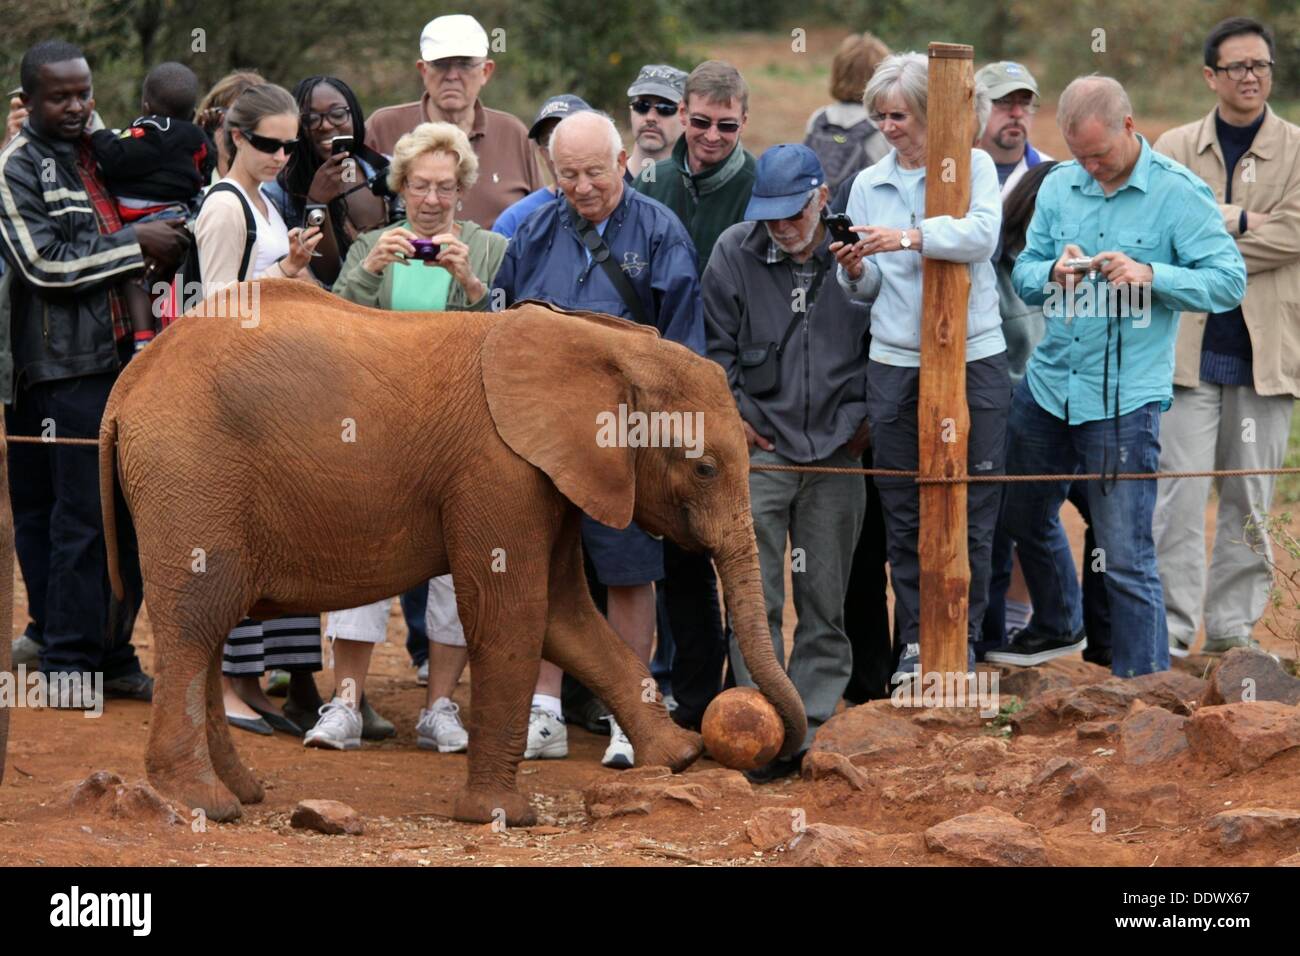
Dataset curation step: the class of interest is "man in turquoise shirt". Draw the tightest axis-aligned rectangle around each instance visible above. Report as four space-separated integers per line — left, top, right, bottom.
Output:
988 76 1245 678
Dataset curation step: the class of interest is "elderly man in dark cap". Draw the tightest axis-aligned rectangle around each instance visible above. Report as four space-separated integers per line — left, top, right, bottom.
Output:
492 93 591 238
703 143 871 781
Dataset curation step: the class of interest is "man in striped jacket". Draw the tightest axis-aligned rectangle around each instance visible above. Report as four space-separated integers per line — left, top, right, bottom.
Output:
0 40 188 699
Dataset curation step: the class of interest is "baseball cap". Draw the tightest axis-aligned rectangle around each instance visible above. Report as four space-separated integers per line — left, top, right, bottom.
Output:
420 14 489 62
528 94 593 140
627 64 688 104
975 61 1041 100
744 144 825 221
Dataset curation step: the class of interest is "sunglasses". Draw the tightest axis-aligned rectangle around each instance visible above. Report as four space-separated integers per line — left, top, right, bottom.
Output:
687 114 742 134
631 99 678 117
869 111 911 125
240 129 299 154
301 106 350 130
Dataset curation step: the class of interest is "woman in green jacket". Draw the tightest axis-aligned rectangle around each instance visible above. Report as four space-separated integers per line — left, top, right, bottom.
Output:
333 121 506 310
307 122 506 754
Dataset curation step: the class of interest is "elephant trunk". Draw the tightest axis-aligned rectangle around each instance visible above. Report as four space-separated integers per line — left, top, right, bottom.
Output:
714 512 807 759
0 419 13 784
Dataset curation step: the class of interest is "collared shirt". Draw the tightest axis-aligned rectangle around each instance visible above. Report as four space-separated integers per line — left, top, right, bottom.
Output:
75 137 129 342
765 235 819 291
1012 135 1246 425
364 96 542 229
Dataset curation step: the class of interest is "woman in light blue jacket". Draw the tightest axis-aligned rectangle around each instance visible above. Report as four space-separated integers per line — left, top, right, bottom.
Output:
833 52 1011 682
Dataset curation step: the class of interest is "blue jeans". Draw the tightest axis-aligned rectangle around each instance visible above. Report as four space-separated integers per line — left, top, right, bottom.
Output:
1001 381 1167 676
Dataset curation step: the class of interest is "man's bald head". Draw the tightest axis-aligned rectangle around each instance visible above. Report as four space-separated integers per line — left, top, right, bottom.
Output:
1057 75 1132 136
548 110 627 224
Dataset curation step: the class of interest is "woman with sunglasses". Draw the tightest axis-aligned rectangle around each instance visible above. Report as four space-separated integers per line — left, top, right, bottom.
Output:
832 52 1008 685
193 82 327 737
263 76 391 286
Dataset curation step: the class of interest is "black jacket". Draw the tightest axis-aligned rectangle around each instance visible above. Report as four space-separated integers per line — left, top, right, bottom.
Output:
0 122 143 396
91 115 213 204
704 220 870 462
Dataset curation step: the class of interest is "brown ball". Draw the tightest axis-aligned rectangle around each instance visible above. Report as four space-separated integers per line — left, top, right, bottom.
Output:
702 687 785 770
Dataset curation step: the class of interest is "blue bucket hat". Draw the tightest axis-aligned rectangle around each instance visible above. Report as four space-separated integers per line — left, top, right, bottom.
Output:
744 144 825 221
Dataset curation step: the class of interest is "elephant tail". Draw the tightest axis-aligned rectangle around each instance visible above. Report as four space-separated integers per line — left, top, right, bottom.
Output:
99 411 126 602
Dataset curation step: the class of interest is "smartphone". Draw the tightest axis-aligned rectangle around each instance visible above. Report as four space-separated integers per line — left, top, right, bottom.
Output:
822 211 857 246
330 135 354 156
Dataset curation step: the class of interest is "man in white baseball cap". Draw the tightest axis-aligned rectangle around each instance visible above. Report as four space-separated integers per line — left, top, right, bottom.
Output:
366 13 541 228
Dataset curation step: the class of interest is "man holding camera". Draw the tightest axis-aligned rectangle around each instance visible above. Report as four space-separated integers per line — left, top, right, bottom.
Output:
1150 18 1300 659
365 14 541 229
703 144 870 779
1 41 189 696
993 75 1245 677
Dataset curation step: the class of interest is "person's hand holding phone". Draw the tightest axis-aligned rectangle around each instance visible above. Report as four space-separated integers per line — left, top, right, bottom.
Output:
831 224 872 280
307 151 356 204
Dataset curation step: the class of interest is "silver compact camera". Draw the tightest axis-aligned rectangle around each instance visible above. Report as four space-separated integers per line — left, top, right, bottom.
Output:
304 203 327 228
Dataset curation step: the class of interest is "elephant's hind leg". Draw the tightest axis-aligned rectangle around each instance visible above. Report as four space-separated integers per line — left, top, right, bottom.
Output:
542 514 703 772
205 652 264 805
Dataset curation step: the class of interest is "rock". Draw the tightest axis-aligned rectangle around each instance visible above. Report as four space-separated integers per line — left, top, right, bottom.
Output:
1032 756 1082 788
1013 671 1208 734
911 707 986 730
290 799 364 835
583 767 751 820
1076 720 1121 739
996 659 1110 701
782 823 880 866
1186 701 1300 772
1123 671 1208 715
1120 705 1189 766
1140 783 1184 825
801 751 868 790
67 771 184 826
745 806 805 850
924 806 1048 866
809 700 925 759
1061 767 1107 804
947 736 1009 771
1203 647 1300 707
1206 807 1300 850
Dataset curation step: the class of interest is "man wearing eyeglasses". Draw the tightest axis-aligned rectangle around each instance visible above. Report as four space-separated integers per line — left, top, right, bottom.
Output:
1151 17 1300 659
627 64 687 181
365 14 541 229
976 61 1053 198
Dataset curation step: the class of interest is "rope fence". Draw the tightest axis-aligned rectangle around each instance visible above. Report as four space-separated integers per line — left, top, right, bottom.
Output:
8 433 1300 485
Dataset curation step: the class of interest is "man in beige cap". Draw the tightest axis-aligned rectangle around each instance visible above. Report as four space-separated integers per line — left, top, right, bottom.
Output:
976 60 1052 197
366 13 541 228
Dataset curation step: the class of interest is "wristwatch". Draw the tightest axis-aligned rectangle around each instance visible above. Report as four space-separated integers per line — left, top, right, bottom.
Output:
899 229 913 250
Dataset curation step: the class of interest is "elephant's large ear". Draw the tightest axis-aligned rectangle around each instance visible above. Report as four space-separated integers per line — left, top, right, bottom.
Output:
481 304 658 528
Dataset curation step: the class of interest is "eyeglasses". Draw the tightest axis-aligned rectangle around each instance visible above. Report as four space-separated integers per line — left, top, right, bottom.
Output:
427 57 485 75
992 95 1039 114
1213 60 1274 80
240 129 299 154
869 111 911 125
405 180 459 200
631 99 678 117
687 114 742 134
302 106 350 130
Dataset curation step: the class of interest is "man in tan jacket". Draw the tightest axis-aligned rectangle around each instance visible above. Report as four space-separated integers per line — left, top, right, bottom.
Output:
1152 16 1300 657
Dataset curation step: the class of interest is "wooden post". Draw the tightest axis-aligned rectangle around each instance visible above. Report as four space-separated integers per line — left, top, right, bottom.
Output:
918 42 975 687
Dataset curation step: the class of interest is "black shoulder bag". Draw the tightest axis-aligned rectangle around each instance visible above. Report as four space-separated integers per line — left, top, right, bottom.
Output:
738 258 828 398
574 214 651 327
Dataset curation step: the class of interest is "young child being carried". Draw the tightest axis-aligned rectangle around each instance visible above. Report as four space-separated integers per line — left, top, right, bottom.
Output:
92 61 214 350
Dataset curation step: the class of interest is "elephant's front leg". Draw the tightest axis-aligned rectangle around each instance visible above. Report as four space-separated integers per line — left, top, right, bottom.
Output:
451 575 547 827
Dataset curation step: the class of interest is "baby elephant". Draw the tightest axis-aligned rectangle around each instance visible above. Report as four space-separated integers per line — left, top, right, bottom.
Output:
91 281 804 825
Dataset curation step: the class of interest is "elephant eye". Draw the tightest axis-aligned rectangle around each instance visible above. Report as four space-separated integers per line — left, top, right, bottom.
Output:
694 460 718 479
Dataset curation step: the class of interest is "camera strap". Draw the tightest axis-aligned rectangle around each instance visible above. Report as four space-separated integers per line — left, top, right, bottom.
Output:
574 212 651 328
743 255 829 354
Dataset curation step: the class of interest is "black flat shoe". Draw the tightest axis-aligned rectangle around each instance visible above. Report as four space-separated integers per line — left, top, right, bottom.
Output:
744 751 806 784
247 702 307 736
227 714 274 735
282 699 324 734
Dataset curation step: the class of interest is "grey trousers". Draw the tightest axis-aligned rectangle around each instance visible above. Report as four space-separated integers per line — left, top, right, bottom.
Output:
1153 381 1295 645
731 445 865 753
865 355 1012 649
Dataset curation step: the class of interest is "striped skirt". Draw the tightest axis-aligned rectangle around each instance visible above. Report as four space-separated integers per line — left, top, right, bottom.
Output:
222 616 323 677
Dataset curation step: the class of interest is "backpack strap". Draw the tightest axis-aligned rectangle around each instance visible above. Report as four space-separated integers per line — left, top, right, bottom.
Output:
207 181 257 281
573 212 651 328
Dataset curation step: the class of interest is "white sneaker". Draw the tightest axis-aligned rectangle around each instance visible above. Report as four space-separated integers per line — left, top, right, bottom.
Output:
416 660 429 686
417 697 468 753
601 717 634 769
303 697 362 750
524 706 568 759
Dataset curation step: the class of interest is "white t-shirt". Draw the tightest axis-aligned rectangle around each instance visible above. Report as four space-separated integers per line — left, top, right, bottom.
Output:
222 178 291 277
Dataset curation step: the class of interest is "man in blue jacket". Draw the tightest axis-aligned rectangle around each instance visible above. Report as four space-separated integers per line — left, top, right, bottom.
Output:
492 110 703 769
991 76 1246 677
